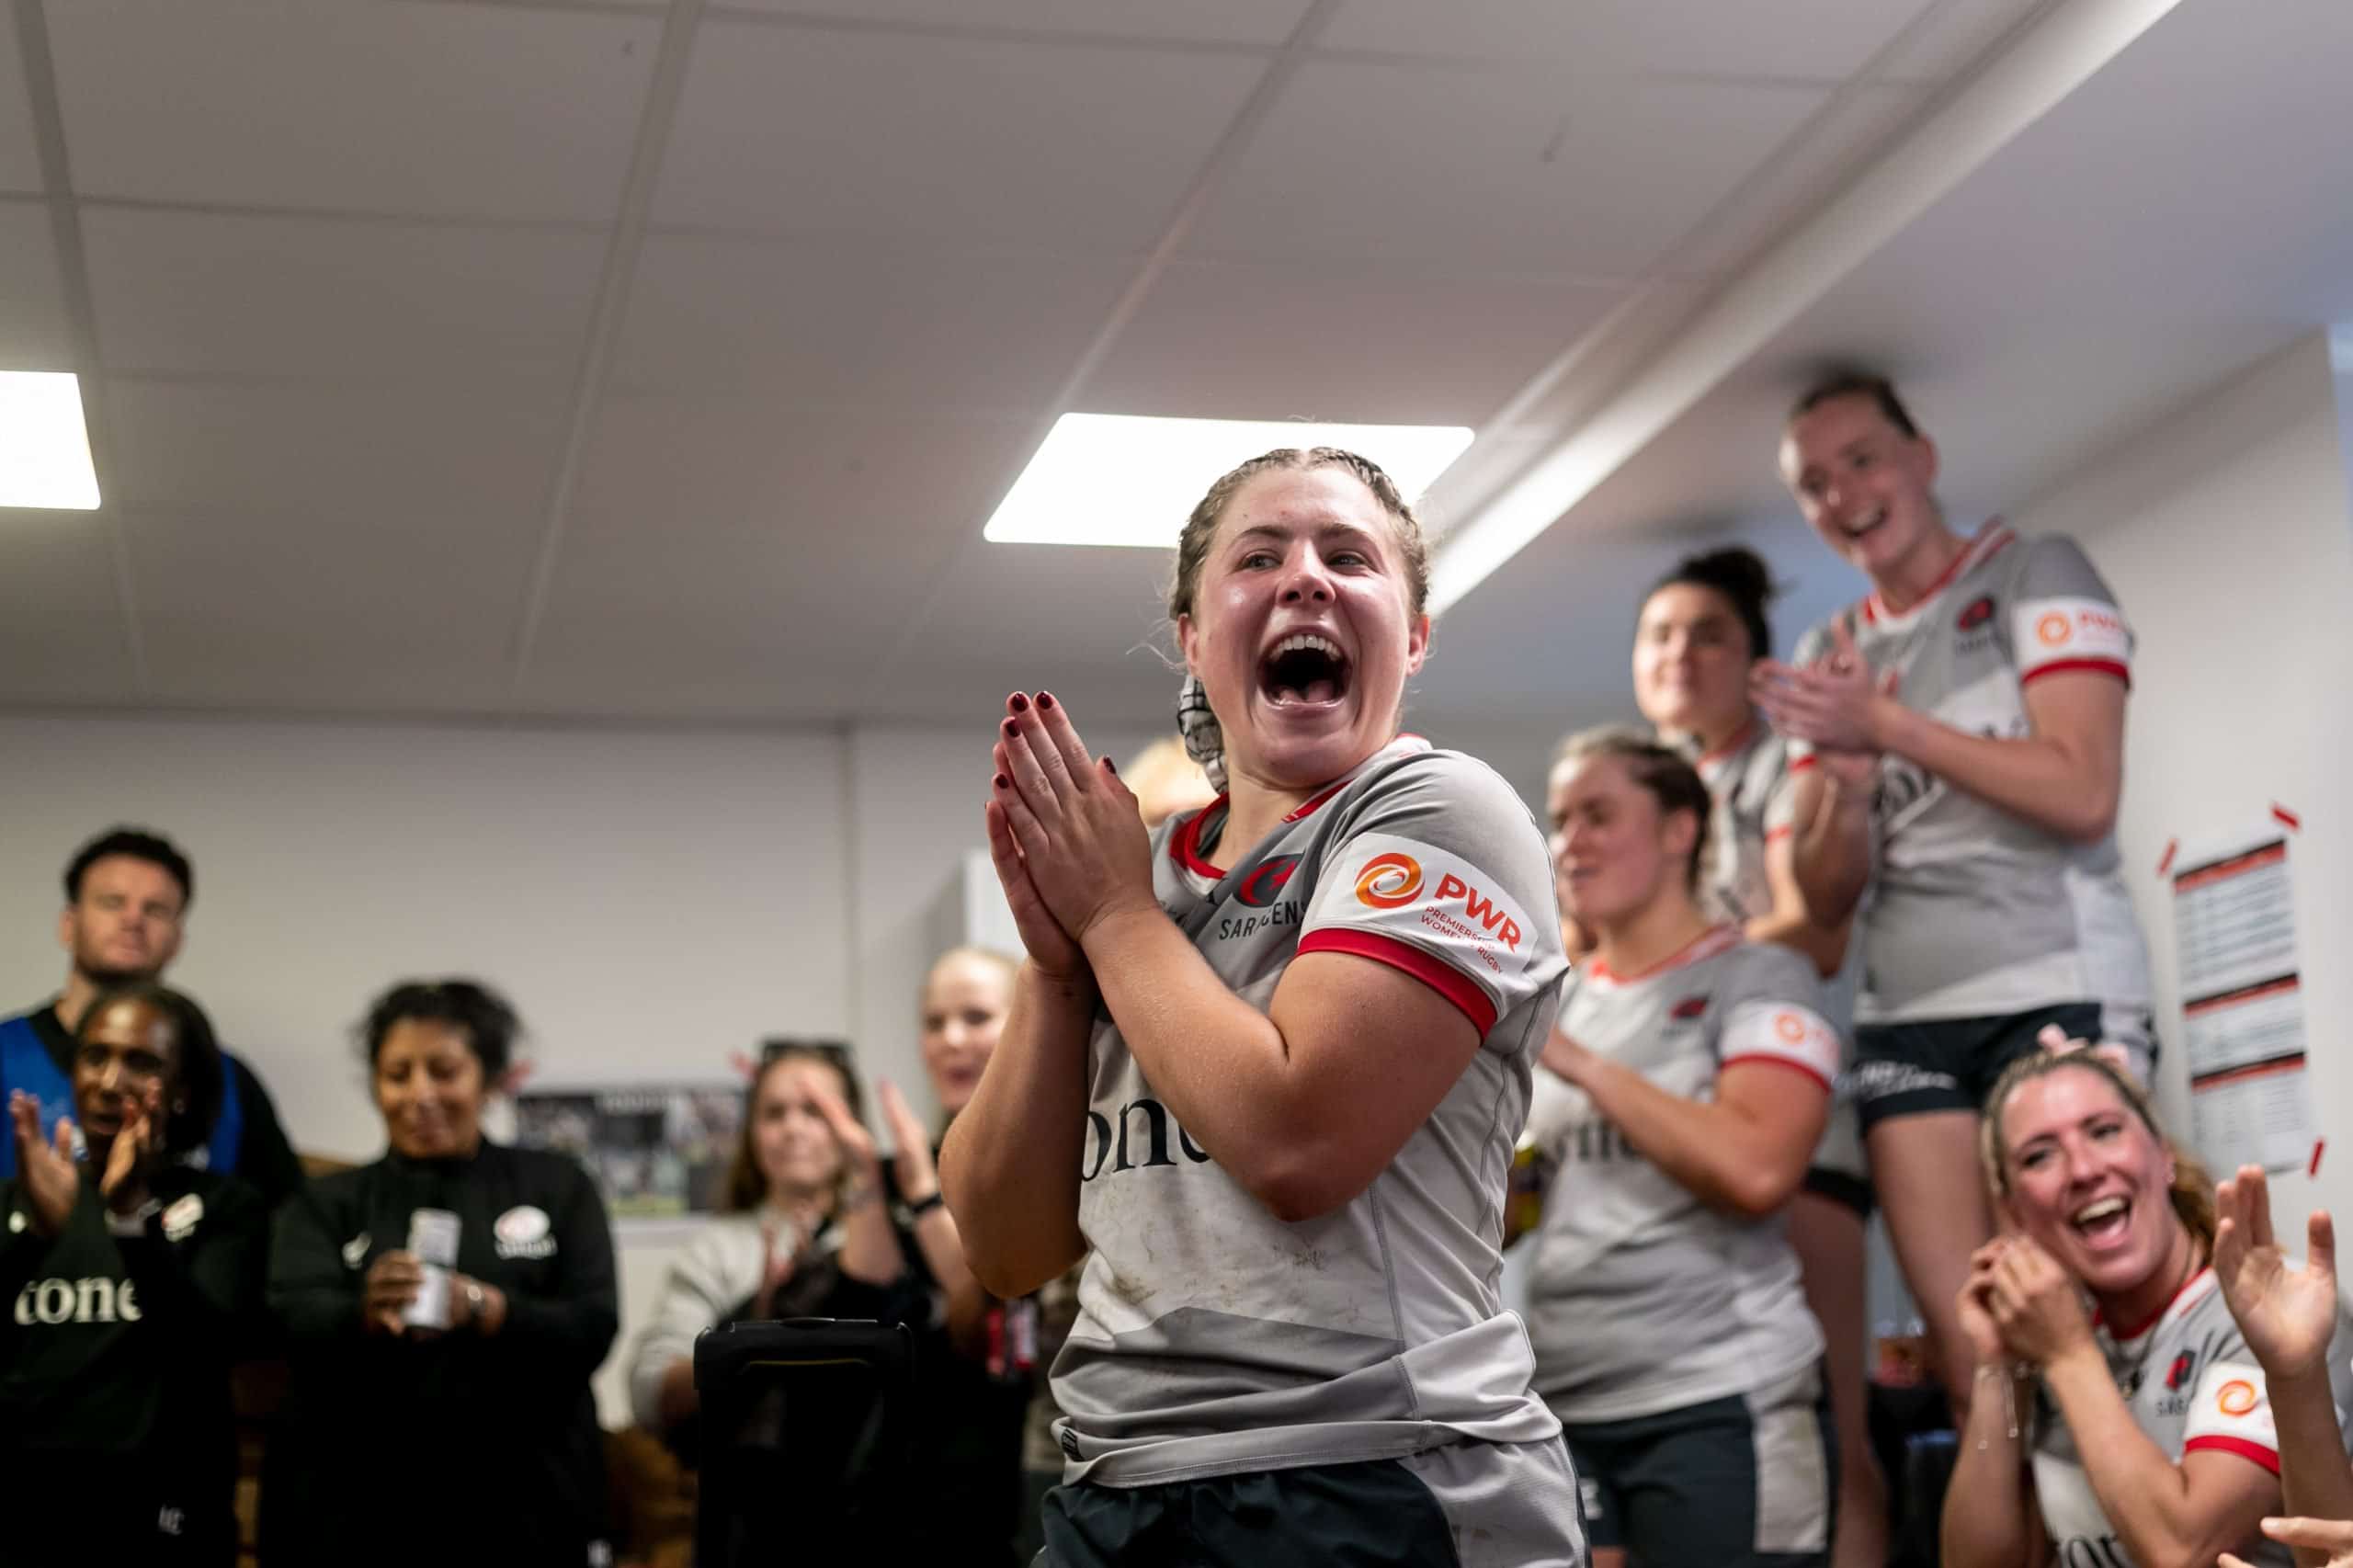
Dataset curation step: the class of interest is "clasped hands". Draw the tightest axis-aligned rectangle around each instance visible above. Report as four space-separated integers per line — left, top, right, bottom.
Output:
1958 1232 2097 1373
983 691 1156 979
1751 618 1899 777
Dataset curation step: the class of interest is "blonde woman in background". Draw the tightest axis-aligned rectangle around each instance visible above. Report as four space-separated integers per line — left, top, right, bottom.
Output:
911 945 1035 1563
1940 1049 2353 1568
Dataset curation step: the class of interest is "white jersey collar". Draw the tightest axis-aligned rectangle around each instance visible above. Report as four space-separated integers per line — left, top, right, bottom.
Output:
1860 518 2015 633
1586 923 1743 992
2096 1265 2214 1345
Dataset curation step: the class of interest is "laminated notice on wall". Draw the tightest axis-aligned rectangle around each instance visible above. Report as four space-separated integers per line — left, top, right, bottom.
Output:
2172 827 2313 1176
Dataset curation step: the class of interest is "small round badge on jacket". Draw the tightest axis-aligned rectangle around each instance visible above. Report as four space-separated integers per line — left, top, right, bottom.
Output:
494 1205 556 1260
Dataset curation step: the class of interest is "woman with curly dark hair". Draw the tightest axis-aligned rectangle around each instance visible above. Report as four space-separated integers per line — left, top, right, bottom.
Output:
267 980 618 1568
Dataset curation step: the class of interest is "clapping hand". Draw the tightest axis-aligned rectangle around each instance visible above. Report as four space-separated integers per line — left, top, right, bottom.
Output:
98 1083 164 1216
989 691 1154 952
2222 1516 2353 1567
752 1220 800 1322
876 1081 940 1207
1753 619 1899 764
1957 1236 2016 1367
9 1091 81 1237
1983 1233 2096 1368
806 1076 940 1209
2213 1165 2339 1383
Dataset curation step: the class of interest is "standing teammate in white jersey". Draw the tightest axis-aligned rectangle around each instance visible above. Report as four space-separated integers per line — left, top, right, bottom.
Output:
1529 728 1838 1568
940 448 1585 1566
1631 546 1886 1568
1753 372 2157 1419
1942 1047 2352 1568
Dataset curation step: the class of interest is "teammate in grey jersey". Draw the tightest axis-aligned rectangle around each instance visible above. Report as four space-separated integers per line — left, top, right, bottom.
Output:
942 447 1584 1566
1530 728 1837 1568
1754 372 2157 1422
1632 546 1886 1568
1942 1049 2345 1568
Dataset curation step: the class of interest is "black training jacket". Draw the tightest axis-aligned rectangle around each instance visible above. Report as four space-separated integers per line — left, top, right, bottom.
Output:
264 1142 618 1568
1 1165 264 1564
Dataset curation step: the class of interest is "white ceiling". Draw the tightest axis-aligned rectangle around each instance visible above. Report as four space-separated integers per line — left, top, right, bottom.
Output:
1419 0 2353 722
1 0 2343 739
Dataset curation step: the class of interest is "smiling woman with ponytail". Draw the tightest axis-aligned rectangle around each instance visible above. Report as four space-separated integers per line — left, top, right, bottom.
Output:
1942 1046 2353 1568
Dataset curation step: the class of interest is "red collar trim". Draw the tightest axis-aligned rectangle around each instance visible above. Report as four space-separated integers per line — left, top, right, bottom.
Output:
2095 1265 2213 1342
1169 800 1230 880
1180 736 1429 874
1587 924 1742 986
1863 519 2013 626
1170 770 1365 879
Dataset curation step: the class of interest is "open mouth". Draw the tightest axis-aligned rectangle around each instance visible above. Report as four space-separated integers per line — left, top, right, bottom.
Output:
1842 507 1887 543
1258 632 1353 708
2072 1194 2132 1248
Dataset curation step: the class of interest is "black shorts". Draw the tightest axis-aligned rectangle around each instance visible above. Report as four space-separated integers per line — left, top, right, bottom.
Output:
1798 1167 1874 1220
1039 1441 1585 1567
1849 1001 2156 1134
1561 1362 1836 1567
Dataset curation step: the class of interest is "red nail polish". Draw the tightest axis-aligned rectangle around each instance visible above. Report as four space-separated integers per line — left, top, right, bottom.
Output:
1036 691 1055 710
995 774 1010 789
1008 693 1029 712
1003 719 1019 735
1103 756 1117 774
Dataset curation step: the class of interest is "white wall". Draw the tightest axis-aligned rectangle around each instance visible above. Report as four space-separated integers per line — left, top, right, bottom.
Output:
0 709 1182 1423
2008 330 2353 1233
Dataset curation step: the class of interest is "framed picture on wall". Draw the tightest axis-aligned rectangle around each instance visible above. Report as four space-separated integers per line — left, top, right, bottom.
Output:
516 1084 743 1219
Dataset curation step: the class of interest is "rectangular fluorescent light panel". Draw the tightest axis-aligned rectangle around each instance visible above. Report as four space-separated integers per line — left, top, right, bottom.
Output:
983 414 1472 549
0 372 100 509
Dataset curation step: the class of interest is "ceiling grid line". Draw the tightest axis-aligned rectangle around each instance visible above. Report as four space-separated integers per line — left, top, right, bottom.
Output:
851 0 1343 710
506 0 708 692
1430 0 2022 538
12 0 147 692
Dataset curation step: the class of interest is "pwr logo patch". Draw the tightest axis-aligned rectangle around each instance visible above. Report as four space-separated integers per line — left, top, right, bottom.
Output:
1334 834 1538 981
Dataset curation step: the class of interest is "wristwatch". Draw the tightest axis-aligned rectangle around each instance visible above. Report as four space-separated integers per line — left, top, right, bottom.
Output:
463 1279 487 1323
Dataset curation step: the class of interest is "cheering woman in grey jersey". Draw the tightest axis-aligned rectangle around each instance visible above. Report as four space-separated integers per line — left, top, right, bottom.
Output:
1943 1048 2351 1568
1631 547 1885 1568
942 449 1583 1566
1754 372 2156 1421
1529 728 1839 1568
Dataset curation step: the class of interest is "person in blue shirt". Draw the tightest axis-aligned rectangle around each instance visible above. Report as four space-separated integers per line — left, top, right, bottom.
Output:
0 828 301 1209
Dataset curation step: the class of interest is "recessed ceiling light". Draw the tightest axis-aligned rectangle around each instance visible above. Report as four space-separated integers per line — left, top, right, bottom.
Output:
0 372 99 510
983 414 1473 549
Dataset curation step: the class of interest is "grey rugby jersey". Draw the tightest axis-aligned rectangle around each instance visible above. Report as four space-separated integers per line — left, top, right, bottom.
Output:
1051 736 1570 1485
1688 722 1865 1182
1690 721 1798 931
1790 523 2154 1028
2029 1267 2353 1567
1523 928 1836 1422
